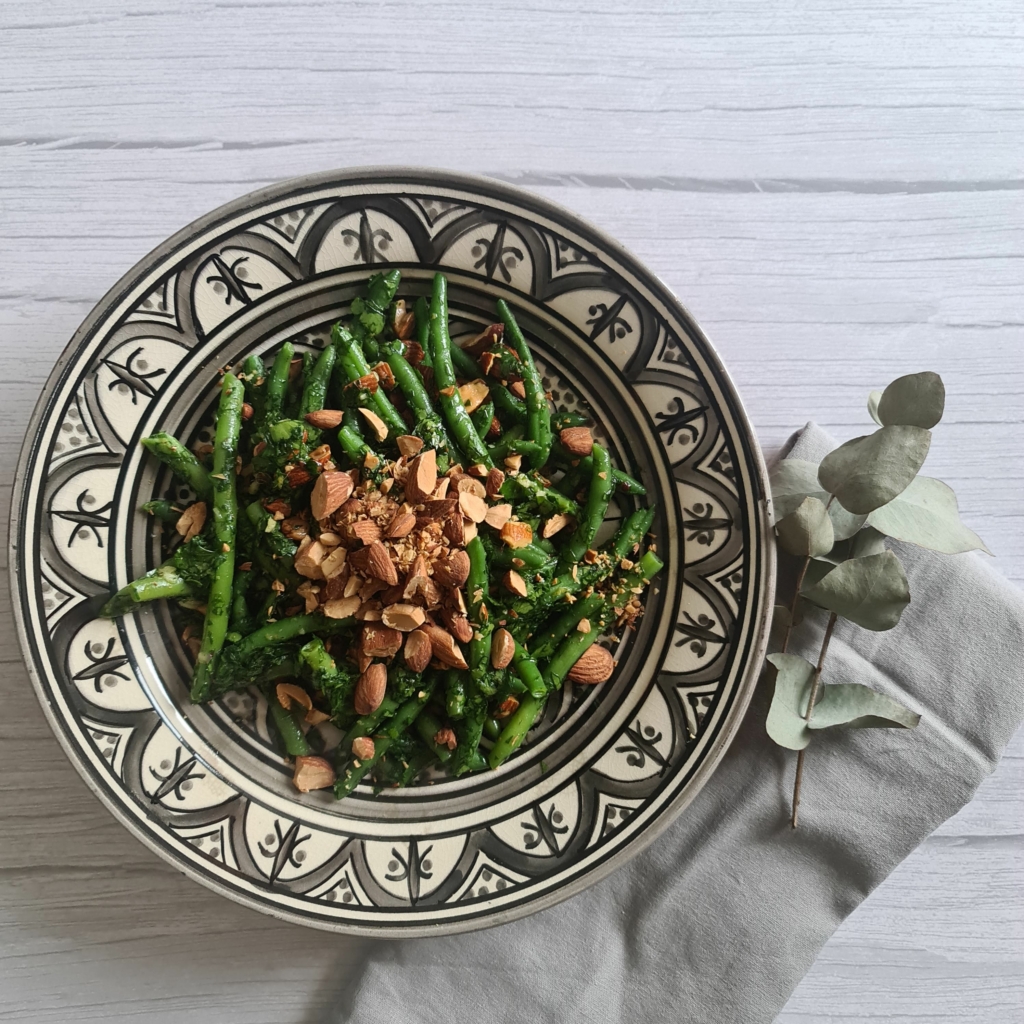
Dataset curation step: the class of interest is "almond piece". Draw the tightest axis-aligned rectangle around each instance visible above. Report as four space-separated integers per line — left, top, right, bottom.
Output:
311 471 354 521
431 477 451 499
458 378 490 415
320 546 348 579
502 570 528 597
443 610 474 644
324 595 360 619
500 520 533 549
281 514 309 542
542 513 571 538
396 434 424 458
418 497 458 522
294 537 327 578
433 549 471 588
433 726 458 751
510 380 526 399
560 426 594 456
358 407 389 442
305 409 344 430
385 511 416 539
361 623 403 658
459 491 488 523
372 361 396 390
382 603 427 632
485 468 506 498
495 696 520 719
392 300 415 340
490 627 515 670
464 322 503 356
176 501 207 542
567 645 615 685
276 682 313 711
406 448 438 503
504 454 523 472
318 531 342 547
365 541 399 586
286 466 312 488
354 663 388 714
350 519 382 546
483 503 513 530
443 513 465 547
420 624 468 670
403 630 433 673
463 521 478 543
351 735 376 761
456 475 487 499
293 755 336 793
305 708 332 726
468 463 488 477
242 402 254 420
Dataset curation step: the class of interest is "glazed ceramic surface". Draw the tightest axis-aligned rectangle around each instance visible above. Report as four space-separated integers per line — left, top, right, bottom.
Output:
10 169 772 935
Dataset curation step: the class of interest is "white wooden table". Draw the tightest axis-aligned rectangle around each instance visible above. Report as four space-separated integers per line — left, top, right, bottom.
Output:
2 2 1021 1020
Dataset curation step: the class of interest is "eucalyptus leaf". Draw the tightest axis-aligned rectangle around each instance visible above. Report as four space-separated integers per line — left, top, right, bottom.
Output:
802 551 911 631
765 653 816 750
770 459 867 541
877 371 945 429
818 426 931 515
807 683 921 732
867 475 991 555
817 526 888 565
867 390 884 426
776 496 835 558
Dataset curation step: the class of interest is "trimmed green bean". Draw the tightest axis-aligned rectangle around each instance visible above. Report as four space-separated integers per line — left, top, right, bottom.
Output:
299 345 337 417
101 563 192 618
445 669 467 720
141 499 182 523
449 341 481 380
512 642 546 699
495 300 552 468
488 693 545 769
413 296 433 367
331 324 407 437
471 398 496 442
262 343 294 428
269 694 311 757
542 610 610 691
560 443 613 566
416 711 453 763
531 592 605 661
491 383 529 425
140 433 212 500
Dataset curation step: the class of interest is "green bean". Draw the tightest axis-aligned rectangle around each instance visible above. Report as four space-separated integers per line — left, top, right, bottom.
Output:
483 717 501 741
218 612 352 666
493 543 552 572
530 592 605 661
429 274 493 469
552 410 589 430
141 499 182 523
452 709 486 776
413 296 433 367
555 450 646 497
416 711 453 764
331 324 407 437
269 693 311 757
229 568 253 635
191 372 244 702
560 444 613 567
471 399 496 442
334 736 392 798
500 472 579 516
488 693 545 769
491 383 529 425
100 563 193 618
262 343 294 429
336 424 374 465
445 669 467 720
299 344 336 418
543 607 613 692
611 506 656 560
450 341 481 380
488 437 543 462
140 433 212 500
495 300 552 468
512 642 546 699
340 696 401 755
466 537 490 685
384 346 435 422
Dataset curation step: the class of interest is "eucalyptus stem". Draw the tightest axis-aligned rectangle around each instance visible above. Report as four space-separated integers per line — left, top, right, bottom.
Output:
780 556 810 655
791 610 838 829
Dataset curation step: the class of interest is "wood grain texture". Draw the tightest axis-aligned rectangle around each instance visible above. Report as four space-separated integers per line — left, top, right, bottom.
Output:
1 1 1021 1021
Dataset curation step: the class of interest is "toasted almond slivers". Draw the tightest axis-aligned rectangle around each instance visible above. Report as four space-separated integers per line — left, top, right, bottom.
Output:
176 501 207 543
396 434 424 458
358 407 389 442
483 503 513 530
276 682 313 711
305 708 331 726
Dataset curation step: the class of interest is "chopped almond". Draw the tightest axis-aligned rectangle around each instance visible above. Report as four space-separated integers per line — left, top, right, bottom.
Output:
403 629 433 673
502 570 528 598
351 735 376 761
490 628 515 670
542 513 571 538
176 501 207 543
459 491 488 523
293 756 336 793
500 520 533 549
350 519 382 546
311 471 354 521
361 624 403 658
365 541 399 586
406 449 438 503
560 426 594 456
484 503 513 530
396 434 424 458
294 537 327 578
485 468 505 498
382 603 427 632
324 595 360 619
358 407 389 442
305 409 344 430
276 682 313 711
458 379 490 415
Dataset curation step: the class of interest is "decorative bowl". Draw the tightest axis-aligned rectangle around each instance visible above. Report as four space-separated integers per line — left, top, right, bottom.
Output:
10 168 773 935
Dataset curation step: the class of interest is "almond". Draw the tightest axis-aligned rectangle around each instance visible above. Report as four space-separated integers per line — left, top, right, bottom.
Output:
480 351 499 377
396 434 424 458
433 549 471 588
456 475 487 499
468 463 488 477
372 361 396 390
304 409 344 430
502 570 528 597
500 520 533 548
504 454 523 472
293 755 336 793
433 726 458 751
458 491 488 523
463 521 478 543
276 682 313 711
485 468 505 498
403 629 433 673
320 546 348 579
361 623 403 658
560 426 594 456
345 372 379 394
542 513 571 538
443 610 474 644
176 501 207 543
281 514 309 541
418 497 458 523
311 471 354 520
365 541 399 586
567 645 615 685
392 300 415 340
458 378 490 415
351 735 376 761
354 663 388 714
443 513 465 547
510 380 526 399
357 407 388 442
324 595 360 619
431 477 451 499
382 603 427 632
405 340 426 365
350 519 382 546
308 443 334 471
495 695 520 719
242 402 254 420
385 511 416 538
286 466 311 488
464 322 503 356
490 627 515 670
406 449 438 503
294 537 327 578
484 503 513 530
420 624 468 670
305 708 331 726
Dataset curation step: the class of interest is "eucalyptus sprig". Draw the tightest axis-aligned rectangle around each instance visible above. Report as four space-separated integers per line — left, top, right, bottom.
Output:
767 372 989 827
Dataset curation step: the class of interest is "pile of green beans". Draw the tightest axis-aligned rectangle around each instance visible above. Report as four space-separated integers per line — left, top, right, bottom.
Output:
101 270 662 797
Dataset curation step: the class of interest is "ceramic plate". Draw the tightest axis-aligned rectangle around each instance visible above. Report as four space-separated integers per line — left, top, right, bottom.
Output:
11 169 773 935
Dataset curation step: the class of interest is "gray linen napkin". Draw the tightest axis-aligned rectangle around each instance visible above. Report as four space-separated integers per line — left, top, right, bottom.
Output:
340 424 1024 1024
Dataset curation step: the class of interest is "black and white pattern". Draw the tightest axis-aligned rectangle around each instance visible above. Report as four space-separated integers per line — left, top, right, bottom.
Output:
11 170 772 936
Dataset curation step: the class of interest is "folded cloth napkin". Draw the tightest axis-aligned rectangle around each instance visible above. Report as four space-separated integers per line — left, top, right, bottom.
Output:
340 424 1024 1024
